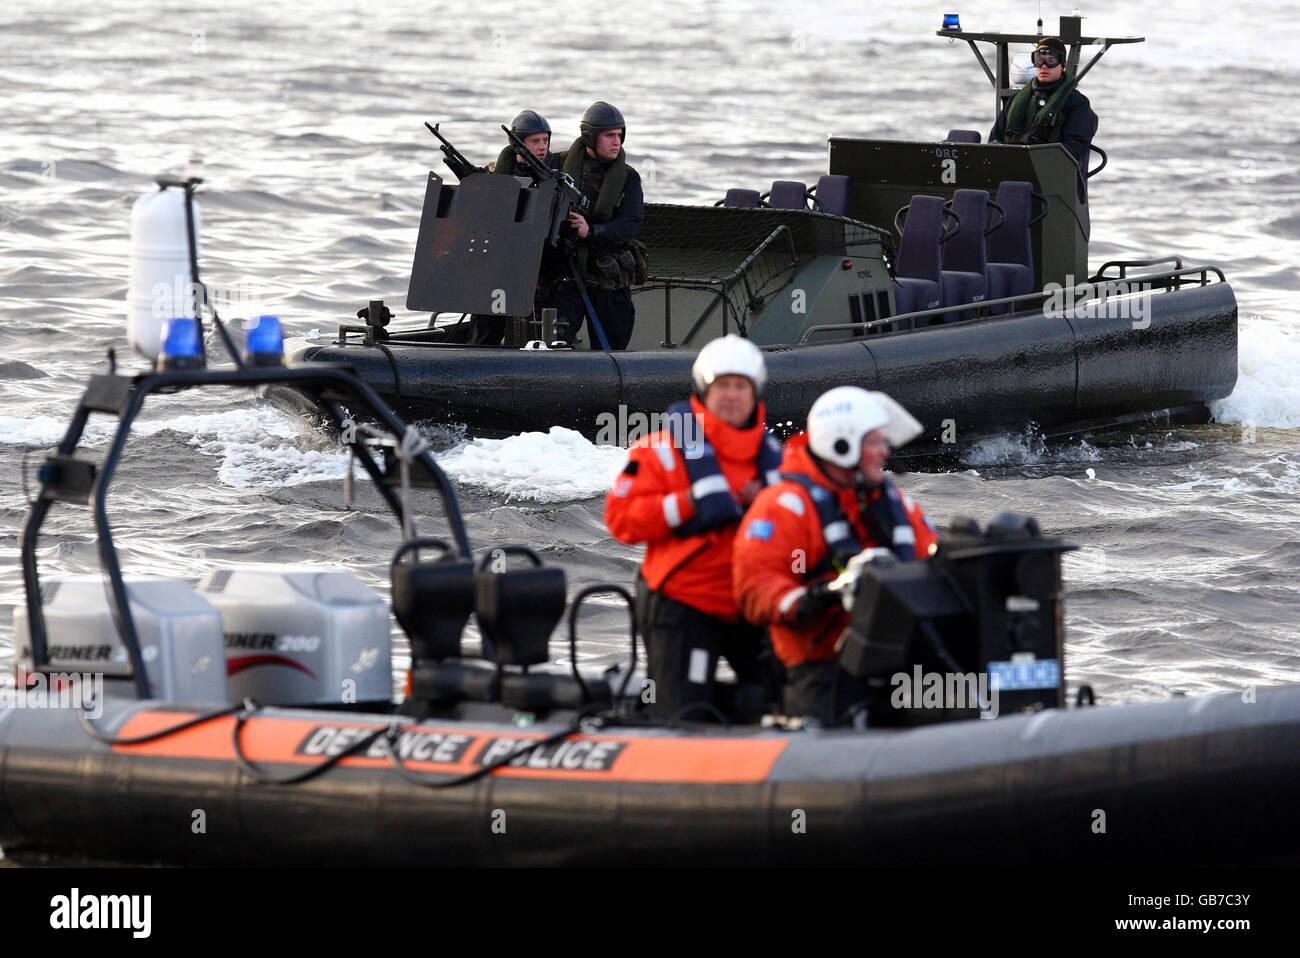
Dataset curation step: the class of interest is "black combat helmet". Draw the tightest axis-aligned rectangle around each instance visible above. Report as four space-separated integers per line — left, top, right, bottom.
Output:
510 110 551 138
580 101 626 147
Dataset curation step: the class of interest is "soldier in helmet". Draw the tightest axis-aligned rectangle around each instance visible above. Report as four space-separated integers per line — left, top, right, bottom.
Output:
733 387 939 725
605 335 784 721
490 110 561 177
552 101 645 351
468 110 564 346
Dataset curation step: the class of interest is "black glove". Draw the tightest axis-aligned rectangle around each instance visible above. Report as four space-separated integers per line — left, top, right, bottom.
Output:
793 579 840 624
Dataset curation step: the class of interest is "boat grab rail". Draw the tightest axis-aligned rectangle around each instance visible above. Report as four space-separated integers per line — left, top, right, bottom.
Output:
1095 264 1226 287
1092 256 1184 280
21 362 474 699
567 585 639 704
797 265 1227 343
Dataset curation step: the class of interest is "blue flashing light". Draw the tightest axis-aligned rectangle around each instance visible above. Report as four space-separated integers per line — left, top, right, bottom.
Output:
942 13 961 31
158 317 204 371
244 315 284 366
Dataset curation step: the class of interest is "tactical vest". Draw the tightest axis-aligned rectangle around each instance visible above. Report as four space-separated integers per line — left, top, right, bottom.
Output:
558 138 638 285
664 399 784 539
778 472 919 572
560 138 630 223
493 145 520 176
1004 73 1079 145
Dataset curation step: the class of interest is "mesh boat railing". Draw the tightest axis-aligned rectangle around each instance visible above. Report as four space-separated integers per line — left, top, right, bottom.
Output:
633 203 890 342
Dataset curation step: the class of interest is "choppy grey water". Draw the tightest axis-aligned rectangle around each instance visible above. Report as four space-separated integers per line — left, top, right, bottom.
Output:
1 0 1298 706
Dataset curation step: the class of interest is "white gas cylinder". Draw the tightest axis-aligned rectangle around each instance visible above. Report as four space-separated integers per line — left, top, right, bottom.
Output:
128 187 200 360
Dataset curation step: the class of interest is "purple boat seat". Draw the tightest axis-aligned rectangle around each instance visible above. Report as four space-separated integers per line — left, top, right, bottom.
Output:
986 180 1042 314
811 174 851 216
721 188 762 208
941 189 997 322
891 195 951 323
767 180 811 210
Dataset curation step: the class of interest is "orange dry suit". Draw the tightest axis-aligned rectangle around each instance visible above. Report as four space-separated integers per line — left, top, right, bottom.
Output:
733 433 938 668
605 396 783 619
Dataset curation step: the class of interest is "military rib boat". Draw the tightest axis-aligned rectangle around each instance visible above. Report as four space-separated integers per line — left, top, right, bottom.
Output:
2 329 1297 867
283 15 1236 455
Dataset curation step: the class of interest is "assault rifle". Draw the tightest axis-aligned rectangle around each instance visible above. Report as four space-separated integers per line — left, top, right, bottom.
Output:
424 122 486 181
501 124 591 249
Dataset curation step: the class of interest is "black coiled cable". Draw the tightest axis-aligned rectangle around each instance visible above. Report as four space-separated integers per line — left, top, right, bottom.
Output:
78 701 244 745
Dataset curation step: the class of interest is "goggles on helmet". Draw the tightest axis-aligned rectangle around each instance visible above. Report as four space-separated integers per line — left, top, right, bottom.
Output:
1031 48 1064 67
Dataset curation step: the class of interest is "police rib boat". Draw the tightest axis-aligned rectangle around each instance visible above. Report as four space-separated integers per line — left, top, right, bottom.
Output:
2 303 1296 867
285 15 1236 457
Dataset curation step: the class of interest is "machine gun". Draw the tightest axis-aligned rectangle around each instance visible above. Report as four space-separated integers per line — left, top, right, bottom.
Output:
424 122 486 181
501 124 591 249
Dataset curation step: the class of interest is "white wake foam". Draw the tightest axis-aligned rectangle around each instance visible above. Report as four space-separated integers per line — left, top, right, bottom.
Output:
0 405 637 497
437 428 629 502
0 415 87 448
964 431 1101 467
1211 319 1300 430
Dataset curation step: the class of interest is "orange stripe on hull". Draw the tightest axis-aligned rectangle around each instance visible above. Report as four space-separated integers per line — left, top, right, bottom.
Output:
114 711 788 784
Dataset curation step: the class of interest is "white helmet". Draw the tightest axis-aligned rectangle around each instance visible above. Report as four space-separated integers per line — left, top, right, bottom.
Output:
806 386 923 467
691 334 767 398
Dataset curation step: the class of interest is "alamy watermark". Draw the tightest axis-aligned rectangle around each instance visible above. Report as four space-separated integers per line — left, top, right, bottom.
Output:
1043 276 1153 329
151 277 265 320
890 666 999 719
595 404 705 448
50 888 151 938
2 669 104 718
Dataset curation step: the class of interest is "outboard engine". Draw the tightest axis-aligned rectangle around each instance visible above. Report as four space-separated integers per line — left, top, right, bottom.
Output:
13 576 229 704
197 567 391 708
836 513 1073 725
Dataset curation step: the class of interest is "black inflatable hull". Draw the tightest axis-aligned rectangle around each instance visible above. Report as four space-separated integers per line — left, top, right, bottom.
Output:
3 684 1298 866
286 282 1237 450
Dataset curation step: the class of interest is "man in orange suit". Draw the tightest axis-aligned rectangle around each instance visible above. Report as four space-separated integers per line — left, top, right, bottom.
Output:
605 335 783 721
734 386 938 725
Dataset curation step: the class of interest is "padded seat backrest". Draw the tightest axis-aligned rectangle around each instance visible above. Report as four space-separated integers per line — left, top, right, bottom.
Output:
768 180 810 210
723 188 761 208
476 564 566 667
942 189 990 275
896 195 947 285
989 180 1034 270
391 541 475 662
945 129 982 143
814 174 851 216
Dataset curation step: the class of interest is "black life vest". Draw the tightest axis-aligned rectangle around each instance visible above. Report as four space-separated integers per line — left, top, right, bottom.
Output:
663 399 783 539
779 472 920 572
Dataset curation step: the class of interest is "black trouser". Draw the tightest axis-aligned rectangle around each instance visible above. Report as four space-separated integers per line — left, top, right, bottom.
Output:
553 283 635 350
466 277 561 346
639 585 773 723
783 661 875 726
466 314 507 346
